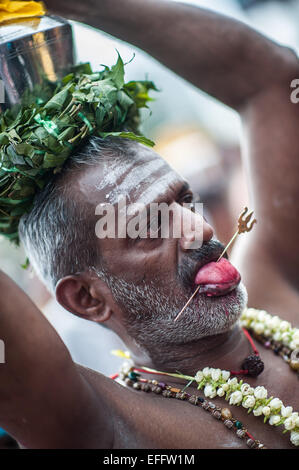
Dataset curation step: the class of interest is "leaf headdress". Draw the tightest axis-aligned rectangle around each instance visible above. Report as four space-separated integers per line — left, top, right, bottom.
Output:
0 54 157 244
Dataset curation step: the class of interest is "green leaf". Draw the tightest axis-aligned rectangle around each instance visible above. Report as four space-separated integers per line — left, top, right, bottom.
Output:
95 105 107 127
73 62 93 76
91 79 118 111
21 257 30 270
7 145 26 165
44 84 71 112
0 197 31 205
42 152 69 169
62 73 74 85
110 52 125 90
8 129 22 143
58 127 76 142
0 133 9 146
99 131 155 147
15 143 36 158
117 90 134 110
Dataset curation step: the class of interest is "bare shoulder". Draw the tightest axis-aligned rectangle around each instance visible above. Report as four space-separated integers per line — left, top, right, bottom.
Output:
75 366 244 449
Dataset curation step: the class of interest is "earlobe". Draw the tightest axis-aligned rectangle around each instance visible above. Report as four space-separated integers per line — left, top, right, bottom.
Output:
55 275 113 323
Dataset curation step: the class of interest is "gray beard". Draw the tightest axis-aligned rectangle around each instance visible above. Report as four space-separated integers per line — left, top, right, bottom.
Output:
96 268 248 361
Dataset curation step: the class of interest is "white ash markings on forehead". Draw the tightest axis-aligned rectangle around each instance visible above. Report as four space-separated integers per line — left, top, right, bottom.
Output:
113 159 166 197
135 171 182 206
101 159 168 205
95 158 136 191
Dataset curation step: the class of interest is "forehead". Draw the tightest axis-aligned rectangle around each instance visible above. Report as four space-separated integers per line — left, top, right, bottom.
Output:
77 143 184 206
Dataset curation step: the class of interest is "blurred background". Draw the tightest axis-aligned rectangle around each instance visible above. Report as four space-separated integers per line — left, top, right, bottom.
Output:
1 0 299 381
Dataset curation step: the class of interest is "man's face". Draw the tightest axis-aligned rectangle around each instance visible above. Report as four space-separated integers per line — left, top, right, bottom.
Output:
76 143 247 354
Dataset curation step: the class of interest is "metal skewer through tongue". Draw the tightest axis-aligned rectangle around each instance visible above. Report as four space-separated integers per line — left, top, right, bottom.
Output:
174 207 256 322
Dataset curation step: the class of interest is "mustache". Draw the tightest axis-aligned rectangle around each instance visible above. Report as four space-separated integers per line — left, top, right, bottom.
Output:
177 239 226 289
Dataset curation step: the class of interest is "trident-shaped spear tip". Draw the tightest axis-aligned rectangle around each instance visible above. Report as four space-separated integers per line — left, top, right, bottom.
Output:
173 207 257 323
237 206 257 234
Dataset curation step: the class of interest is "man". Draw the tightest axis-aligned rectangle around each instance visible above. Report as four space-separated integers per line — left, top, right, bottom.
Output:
0 0 298 449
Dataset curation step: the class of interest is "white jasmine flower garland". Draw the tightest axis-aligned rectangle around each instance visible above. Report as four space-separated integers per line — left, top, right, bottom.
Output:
117 309 299 447
241 308 299 352
193 366 299 447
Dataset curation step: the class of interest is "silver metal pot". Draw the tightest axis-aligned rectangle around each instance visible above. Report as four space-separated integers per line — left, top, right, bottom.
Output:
0 15 75 112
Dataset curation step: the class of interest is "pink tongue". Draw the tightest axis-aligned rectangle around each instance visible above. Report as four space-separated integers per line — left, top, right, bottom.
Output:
194 258 241 296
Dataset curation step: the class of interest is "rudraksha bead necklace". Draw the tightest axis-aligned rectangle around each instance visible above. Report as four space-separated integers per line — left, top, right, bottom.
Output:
121 368 266 449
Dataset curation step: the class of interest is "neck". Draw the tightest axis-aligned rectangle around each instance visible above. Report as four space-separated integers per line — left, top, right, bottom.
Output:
130 324 253 378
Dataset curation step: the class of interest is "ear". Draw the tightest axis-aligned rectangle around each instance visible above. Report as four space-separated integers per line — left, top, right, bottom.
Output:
55 274 113 324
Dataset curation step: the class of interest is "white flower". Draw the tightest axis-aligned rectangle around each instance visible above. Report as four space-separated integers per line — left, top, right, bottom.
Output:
284 417 296 430
246 309 256 319
254 322 265 335
273 332 282 342
269 415 280 426
264 328 271 337
222 384 229 392
228 378 238 386
211 368 221 382
281 332 290 344
290 431 299 447
268 316 281 330
295 417 299 427
257 310 267 322
241 383 254 396
217 387 225 397
253 406 264 417
284 414 298 431
290 340 298 350
281 406 293 418
203 367 211 377
254 386 268 400
279 321 291 332
269 398 283 411
242 396 256 409
195 371 204 382
204 384 216 398
229 391 243 405
293 331 299 341
221 370 230 381
262 406 271 417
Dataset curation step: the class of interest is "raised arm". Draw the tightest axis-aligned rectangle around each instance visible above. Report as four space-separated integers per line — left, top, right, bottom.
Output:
47 0 298 109
0 270 113 448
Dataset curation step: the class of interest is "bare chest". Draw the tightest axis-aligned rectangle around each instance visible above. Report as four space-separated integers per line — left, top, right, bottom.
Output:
110 355 299 449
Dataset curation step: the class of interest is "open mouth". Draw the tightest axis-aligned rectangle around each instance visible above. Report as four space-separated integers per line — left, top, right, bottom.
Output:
194 258 241 297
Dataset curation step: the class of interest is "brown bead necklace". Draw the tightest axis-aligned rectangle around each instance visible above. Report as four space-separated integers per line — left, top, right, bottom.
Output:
120 367 266 449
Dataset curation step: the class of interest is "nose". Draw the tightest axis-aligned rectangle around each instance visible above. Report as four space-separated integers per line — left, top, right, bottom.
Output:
179 207 214 251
